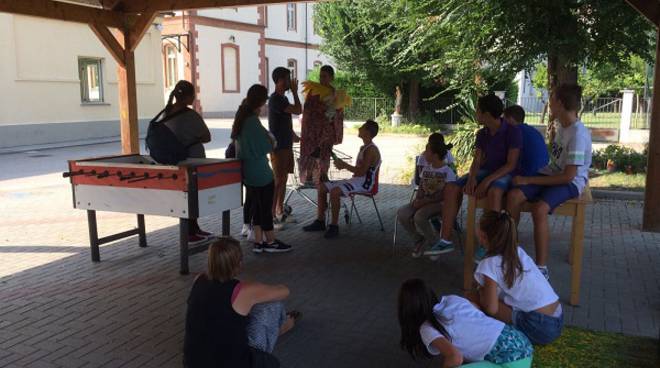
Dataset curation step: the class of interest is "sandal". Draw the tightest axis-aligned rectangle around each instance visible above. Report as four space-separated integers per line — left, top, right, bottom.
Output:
286 310 303 322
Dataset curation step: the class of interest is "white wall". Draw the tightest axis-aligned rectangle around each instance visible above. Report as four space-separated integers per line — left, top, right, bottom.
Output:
265 3 318 44
198 8 258 24
0 14 164 126
196 25 261 116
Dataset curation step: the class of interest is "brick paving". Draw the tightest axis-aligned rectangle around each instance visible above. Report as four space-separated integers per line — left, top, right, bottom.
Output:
1 128 659 367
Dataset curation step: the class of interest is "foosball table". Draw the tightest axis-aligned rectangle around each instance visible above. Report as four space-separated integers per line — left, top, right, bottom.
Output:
64 154 242 274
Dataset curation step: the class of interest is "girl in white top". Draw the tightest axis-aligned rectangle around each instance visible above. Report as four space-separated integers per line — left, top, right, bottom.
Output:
398 279 533 368
473 210 563 345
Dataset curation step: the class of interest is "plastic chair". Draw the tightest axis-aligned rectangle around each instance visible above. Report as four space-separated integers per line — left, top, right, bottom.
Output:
341 168 385 231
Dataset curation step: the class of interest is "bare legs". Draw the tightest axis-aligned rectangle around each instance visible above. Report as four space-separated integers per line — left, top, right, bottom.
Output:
440 183 463 242
506 188 551 266
316 184 342 226
272 173 287 217
253 227 275 244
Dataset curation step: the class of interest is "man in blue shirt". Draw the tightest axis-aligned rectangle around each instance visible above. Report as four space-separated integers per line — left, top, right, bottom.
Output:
504 105 549 177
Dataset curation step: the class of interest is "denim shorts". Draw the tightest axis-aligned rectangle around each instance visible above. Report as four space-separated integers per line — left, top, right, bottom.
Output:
512 307 563 345
455 169 512 191
517 182 579 213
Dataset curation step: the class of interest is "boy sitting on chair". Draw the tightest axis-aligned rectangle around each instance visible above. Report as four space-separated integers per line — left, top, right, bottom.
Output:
303 120 381 239
506 84 592 280
397 137 456 258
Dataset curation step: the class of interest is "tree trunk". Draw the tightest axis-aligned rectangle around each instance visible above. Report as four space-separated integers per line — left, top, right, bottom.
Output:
546 52 578 142
408 78 420 119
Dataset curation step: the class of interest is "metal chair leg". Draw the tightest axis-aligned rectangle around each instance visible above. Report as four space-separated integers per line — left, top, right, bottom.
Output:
371 196 384 231
351 198 363 224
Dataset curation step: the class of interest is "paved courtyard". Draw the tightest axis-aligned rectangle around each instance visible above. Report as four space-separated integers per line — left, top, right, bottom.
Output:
0 121 659 367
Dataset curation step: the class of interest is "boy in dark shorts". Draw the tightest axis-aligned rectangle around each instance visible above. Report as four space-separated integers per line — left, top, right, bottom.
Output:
506 85 592 280
268 67 301 229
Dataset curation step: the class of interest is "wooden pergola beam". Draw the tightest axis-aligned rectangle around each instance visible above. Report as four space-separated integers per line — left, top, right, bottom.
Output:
89 23 126 66
127 10 158 52
625 0 660 26
643 28 660 232
118 0 307 13
0 0 124 28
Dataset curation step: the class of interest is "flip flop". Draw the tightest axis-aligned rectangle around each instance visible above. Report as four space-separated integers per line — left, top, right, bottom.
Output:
286 310 302 322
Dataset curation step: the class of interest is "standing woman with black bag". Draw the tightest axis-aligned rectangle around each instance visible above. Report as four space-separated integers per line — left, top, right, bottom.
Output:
161 80 213 243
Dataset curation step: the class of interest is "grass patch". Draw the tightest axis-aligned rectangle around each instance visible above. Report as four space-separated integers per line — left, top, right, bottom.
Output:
589 170 646 192
533 326 659 367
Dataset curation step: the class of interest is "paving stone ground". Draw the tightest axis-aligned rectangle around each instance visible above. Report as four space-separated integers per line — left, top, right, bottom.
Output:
0 121 658 367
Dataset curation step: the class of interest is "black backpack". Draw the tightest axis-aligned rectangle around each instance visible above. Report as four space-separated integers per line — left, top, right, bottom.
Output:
146 108 190 165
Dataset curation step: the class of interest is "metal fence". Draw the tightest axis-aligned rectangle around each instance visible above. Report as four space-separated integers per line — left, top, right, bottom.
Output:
512 96 624 129
631 96 651 129
344 97 394 121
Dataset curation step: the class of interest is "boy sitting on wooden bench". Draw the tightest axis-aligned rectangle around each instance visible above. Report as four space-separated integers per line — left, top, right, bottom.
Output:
506 84 593 281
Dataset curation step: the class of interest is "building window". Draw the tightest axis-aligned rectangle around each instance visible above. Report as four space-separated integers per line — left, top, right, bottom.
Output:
287 59 297 81
221 43 240 93
287 3 296 31
79 57 104 103
164 45 178 89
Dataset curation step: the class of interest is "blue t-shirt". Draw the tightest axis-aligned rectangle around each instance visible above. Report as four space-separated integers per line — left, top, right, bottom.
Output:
475 118 522 172
518 123 549 176
268 92 293 151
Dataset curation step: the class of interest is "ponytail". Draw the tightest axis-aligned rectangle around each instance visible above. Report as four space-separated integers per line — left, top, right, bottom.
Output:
165 80 195 116
479 210 522 288
231 84 269 139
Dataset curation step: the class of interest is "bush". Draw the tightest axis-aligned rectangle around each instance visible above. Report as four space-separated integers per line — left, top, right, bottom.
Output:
446 120 479 174
592 144 647 174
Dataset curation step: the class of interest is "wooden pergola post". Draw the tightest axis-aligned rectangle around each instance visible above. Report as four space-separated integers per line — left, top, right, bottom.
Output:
626 0 660 232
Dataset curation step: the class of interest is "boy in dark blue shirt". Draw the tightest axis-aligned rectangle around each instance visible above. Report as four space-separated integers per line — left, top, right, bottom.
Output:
503 105 549 176
268 67 301 228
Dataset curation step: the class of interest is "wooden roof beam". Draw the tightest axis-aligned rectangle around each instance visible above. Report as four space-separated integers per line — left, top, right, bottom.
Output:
0 0 124 28
119 0 308 13
625 0 660 27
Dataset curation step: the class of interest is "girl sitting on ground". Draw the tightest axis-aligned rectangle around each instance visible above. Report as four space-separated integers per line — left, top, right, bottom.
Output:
397 137 456 258
471 210 563 345
398 278 533 368
183 237 301 368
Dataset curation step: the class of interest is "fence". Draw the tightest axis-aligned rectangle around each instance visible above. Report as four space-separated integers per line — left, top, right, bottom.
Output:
513 96 628 129
344 97 394 121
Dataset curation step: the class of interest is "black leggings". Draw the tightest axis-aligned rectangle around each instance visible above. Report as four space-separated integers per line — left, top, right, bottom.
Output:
245 181 274 232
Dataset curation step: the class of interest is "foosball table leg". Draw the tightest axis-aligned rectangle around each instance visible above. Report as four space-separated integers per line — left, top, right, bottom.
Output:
137 214 147 248
222 210 230 236
179 218 190 275
87 210 101 262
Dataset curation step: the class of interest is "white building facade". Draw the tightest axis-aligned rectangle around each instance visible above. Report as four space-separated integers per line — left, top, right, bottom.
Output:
162 3 332 118
0 13 165 151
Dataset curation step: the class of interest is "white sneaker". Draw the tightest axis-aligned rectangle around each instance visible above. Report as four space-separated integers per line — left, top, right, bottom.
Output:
241 224 250 237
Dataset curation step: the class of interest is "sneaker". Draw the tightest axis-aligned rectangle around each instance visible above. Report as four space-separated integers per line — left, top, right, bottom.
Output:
188 234 207 245
424 239 454 256
252 242 264 254
283 205 293 216
538 266 550 281
240 224 250 237
324 225 339 239
263 239 293 253
197 229 215 238
473 246 487 264
412 239 425 258
303 219 326 232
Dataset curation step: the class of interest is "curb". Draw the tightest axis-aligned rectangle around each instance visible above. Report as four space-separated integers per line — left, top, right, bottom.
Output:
591 189 644 201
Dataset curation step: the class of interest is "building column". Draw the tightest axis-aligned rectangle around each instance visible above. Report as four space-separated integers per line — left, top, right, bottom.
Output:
619 89 634 144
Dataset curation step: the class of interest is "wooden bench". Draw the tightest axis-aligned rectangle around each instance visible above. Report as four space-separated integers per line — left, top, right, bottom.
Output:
463 187 592 306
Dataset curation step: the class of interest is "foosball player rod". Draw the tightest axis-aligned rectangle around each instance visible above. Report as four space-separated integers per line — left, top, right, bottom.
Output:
62 169 85 178
119 172 136 181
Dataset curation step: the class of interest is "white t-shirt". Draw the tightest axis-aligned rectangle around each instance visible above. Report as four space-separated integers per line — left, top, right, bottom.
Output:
419 295 504 362
539 120 592 193
419 164 456 198
474 247 559 312
417 151 455 166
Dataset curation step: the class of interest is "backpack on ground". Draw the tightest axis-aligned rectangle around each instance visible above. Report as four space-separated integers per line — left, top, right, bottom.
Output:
145 108 190 165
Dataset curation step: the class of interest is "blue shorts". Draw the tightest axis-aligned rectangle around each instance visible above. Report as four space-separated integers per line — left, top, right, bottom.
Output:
517 182 579 213
512 307 563 345
455 169 512 191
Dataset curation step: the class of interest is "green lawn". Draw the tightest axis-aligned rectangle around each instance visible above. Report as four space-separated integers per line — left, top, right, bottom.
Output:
533 326 659 368
526 112 621 128
589 171 646 192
